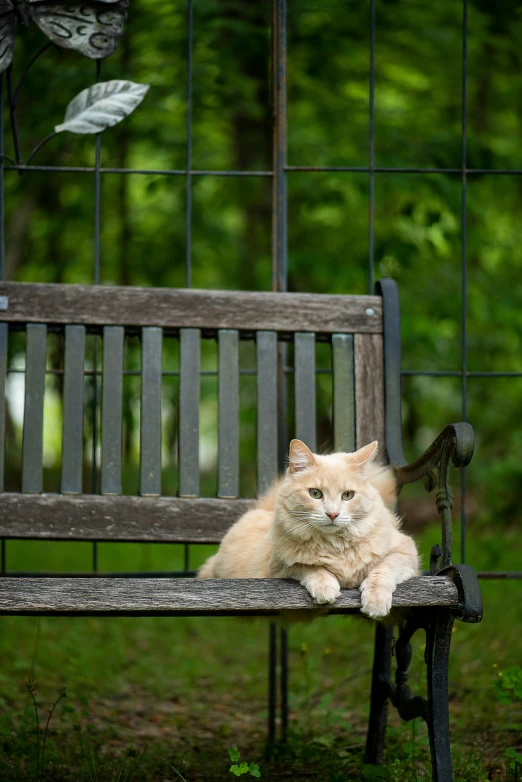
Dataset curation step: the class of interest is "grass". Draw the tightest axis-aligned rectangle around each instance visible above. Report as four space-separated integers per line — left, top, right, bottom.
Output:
0 522 520 780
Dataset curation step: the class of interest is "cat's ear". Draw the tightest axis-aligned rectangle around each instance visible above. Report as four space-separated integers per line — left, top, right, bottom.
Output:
351 441 378 466
289 439 316 473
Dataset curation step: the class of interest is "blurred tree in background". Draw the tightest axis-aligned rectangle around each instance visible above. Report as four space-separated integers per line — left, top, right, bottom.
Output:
3 0 522 562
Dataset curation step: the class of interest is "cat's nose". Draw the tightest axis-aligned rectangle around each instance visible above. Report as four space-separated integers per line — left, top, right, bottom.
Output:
326 511 339 522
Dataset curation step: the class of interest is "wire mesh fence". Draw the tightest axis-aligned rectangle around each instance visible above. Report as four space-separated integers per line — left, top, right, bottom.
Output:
0 0 520 580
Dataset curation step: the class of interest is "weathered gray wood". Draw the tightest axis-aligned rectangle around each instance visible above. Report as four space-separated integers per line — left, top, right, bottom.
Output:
355 334 385 457
0 576 459 616
22 324 47 493
218 330 239 498
257 331 278 494
61 325 85 494
101 327 124 495
0 282 383 335
0 324 7 491
294 332 316 451
140 328 162 496
179 329 200 497
332 333 355 452
0 493 252 542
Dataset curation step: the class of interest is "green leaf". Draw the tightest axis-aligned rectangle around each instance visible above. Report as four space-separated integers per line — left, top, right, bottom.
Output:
249 762 261 777
506 748 522 764
496 666 522 707
229 762 249 776
229 747 241 762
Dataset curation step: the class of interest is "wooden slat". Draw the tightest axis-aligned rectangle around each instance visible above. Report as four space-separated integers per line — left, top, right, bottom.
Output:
61 325 85 494
22 324 47 493
0 576 459 616
101 327 124 495
354 333 385 456
179 329 201 497
294 332 316 451
140 328 162 496
257 331 278 493
179 328 200 497
0 324 7 491
0 282 383 335
0 494 252 542
218 330 239 498
332 333 355 452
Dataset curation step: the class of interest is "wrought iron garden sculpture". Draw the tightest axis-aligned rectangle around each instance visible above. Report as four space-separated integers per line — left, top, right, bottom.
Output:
0 0 148 166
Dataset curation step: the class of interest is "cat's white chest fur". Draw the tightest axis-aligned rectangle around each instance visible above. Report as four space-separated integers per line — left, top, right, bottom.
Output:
272 526 392 589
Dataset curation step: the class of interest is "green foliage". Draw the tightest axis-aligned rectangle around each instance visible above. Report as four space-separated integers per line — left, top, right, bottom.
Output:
505 748 522 780
229 762 249 776
0 2 521 780
23 680 67 781
362 763 390 780
0 682 148 781
228 747 261 777
78 741 147 782
2 0 522 540
496 665 522 707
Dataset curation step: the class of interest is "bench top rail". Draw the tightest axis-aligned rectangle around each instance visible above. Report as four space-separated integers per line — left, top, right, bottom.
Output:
0 282 383 336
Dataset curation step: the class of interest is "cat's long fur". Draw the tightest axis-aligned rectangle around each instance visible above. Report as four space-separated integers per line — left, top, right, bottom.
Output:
198 440 419 619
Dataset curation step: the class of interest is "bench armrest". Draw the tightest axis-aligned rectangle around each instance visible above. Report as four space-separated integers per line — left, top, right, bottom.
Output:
392 423 475 570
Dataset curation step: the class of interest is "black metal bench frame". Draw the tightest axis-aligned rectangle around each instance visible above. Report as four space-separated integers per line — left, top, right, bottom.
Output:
0 277 482 782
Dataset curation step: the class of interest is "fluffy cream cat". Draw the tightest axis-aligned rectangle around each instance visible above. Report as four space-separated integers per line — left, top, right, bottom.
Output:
198 440 419 619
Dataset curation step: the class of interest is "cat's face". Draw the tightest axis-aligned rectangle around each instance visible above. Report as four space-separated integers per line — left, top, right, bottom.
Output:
277 440 380 538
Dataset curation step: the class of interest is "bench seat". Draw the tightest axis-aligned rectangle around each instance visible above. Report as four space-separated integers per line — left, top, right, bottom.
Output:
0 576 459 616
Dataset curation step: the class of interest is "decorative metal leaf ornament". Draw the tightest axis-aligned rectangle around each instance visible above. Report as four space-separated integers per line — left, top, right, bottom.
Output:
0 0 128 74
0 2 16 74
29 0 128 60
12 0 29 25
54 80 149 135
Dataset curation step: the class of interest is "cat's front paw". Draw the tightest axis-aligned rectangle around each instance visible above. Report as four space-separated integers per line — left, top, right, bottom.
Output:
359 579 393 619
303 574 341 605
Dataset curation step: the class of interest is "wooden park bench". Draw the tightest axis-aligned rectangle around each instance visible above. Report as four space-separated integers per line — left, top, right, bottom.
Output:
0 277 482 781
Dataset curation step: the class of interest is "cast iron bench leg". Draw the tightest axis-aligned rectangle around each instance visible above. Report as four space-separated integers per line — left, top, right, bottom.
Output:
364 622 393 764
280 626 288 742
267 624 289 746
426 608 454 782
268 622 278 746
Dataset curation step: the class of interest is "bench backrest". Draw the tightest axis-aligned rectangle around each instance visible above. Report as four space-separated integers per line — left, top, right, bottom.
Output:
0 281 399 545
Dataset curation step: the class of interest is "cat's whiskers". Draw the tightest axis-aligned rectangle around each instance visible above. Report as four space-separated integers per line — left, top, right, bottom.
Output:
279 513 331 538
287 506 370 533
286 511 324 523
282 506 316 517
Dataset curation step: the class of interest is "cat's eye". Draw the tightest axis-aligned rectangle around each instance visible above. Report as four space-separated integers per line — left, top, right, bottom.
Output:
309 488 323 499
342 490 355 501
